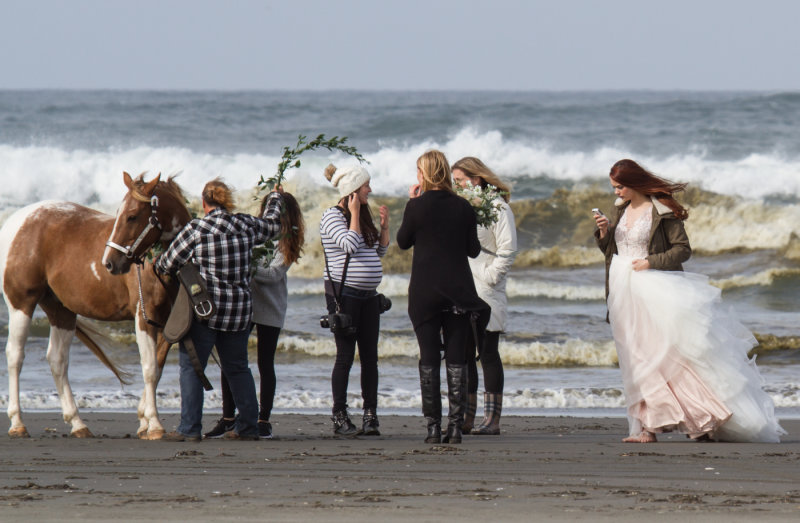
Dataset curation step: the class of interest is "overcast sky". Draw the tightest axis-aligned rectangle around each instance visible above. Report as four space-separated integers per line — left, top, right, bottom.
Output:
1 0 798 91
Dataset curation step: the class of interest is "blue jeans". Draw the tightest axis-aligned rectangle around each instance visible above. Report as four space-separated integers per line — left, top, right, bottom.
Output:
177 320 257 438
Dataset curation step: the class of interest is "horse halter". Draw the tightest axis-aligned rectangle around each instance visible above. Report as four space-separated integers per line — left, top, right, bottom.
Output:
105 194 163 264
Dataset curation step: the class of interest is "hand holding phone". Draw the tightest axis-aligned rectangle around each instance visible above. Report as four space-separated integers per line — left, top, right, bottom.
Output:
592 207 609 237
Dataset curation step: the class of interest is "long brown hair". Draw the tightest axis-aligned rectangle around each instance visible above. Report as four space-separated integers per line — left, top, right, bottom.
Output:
451 156 511 202
260 192 305 264
337 200 380 248
610 159 689 220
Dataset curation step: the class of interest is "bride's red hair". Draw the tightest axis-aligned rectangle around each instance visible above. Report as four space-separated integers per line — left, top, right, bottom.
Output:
610 159 689 220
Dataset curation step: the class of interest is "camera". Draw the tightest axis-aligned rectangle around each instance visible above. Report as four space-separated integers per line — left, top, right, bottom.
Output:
320 312 355 334
377 293 392 314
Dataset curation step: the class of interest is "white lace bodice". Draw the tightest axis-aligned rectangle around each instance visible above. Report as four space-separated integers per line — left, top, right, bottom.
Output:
614 205 652 258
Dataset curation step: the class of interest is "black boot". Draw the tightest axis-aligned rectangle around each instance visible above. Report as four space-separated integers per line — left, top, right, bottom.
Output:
331 410 358 437
419 362 441 444
442 364 467 444
361 408 380 436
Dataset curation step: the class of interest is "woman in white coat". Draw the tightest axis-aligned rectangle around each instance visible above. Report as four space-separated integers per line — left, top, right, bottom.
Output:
452 157 517 435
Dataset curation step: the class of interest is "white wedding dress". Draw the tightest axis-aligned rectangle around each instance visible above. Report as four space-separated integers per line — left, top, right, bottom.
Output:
608 205 785 442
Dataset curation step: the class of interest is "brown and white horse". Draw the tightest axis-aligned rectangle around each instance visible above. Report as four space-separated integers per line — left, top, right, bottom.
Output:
0 172 190 439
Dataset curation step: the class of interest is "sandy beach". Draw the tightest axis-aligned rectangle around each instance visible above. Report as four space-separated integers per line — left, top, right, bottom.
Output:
0 413 796 522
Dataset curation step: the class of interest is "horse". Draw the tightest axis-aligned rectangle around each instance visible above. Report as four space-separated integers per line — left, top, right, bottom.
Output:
0 172 190 439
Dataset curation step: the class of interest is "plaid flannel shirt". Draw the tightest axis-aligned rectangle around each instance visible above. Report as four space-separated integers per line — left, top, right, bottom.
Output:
157 193 283 332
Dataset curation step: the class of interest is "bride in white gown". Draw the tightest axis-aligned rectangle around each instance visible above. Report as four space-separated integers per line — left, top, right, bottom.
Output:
594 159 785 443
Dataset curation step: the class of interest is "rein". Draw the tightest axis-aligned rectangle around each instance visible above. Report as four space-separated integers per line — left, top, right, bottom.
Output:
136 263 164 329
105 195 163 263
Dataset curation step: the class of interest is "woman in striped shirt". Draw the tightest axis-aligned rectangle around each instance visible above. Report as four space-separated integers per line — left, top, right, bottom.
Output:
320 163 389 436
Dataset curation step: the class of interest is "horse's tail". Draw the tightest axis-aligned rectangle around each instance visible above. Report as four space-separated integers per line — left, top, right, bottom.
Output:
75 317 135 385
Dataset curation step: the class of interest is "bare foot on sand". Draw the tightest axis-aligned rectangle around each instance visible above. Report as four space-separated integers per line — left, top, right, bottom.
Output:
623 431 657 443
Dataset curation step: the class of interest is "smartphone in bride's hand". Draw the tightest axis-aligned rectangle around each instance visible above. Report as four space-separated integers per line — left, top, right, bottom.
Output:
592 208 604 217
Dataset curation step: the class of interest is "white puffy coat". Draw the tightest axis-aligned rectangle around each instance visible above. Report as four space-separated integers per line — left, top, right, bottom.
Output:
468 197 517 332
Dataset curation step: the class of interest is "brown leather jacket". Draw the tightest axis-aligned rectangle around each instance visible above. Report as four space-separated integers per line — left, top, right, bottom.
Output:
595 197 691 301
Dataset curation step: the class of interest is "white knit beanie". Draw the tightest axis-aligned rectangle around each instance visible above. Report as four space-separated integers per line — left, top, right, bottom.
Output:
324 164 370 198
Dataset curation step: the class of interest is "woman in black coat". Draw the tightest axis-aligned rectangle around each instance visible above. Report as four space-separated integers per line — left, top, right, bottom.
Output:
396 149 490 444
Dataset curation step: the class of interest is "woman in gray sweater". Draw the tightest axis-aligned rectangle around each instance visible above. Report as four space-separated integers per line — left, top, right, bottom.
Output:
205 193 305 440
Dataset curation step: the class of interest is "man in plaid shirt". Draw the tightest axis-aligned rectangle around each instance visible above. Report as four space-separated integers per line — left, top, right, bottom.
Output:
156 180 283 441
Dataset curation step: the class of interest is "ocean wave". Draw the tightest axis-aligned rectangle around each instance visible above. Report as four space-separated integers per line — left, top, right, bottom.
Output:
4 385 797 411
285 186 800 279
752 333 800 354
367 128 800 200
274 333 797 366
505 279 605 301
688 199 800 253
277 334 619 367
0 143 290 216
3 140 800 283
5 129 800 212
711 268 800 291
289 266 792 302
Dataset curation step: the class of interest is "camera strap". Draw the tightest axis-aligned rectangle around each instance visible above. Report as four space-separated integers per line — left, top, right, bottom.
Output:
323 249 351 313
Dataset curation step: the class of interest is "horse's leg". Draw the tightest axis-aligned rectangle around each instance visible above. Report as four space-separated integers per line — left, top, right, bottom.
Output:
5 305 32 438
40 297 92 438
135 314 164 440
46 324 92 437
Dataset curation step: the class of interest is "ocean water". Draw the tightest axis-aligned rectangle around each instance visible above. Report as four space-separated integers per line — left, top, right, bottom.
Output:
0 89 799 422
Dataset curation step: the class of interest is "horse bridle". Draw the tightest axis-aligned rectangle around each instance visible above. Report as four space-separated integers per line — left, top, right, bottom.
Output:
105 194 163 264
105 194 169 329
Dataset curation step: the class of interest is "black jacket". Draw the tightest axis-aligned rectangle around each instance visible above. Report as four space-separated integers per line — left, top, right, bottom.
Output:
396 190 490 329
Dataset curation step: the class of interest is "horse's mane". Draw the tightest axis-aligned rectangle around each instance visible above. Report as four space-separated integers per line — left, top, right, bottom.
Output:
130 173 188 211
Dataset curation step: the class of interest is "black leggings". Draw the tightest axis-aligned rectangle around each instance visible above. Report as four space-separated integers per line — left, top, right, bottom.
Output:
415 310 473 367
467 330 504 394
326 291 380 413
221 324 280 422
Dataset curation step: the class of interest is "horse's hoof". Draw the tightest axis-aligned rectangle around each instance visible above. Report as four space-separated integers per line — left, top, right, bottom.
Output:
140 429 165 441
71 427 94 438
8 426 30 438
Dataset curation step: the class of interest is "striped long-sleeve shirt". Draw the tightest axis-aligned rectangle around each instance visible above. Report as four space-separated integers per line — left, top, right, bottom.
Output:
156 193 283 332
320 207 387 291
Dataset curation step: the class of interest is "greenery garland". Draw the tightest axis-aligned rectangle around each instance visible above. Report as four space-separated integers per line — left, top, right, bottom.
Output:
146 135 368 268
257 134 367 192
252 134 368 270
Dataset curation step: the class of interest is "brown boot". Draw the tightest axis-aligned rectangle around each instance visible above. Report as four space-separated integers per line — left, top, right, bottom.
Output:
474 392 502 435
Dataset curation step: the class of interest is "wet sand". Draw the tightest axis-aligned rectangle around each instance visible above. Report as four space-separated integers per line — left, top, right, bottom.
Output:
0 413 797 522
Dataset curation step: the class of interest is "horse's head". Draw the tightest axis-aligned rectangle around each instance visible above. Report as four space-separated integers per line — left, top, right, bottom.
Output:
102 171 191 275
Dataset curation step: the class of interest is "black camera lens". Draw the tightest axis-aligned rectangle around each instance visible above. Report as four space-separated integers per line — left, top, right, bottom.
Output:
377 294 392 313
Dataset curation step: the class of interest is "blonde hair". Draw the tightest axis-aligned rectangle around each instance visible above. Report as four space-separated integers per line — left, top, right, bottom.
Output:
202 178 235 212
417 150 452 193
451 157 511 202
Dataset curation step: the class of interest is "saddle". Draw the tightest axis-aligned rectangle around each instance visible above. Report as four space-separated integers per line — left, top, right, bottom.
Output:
164 263 216 390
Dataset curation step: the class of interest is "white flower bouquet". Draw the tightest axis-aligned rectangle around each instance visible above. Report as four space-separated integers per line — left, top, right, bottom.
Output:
455 184 508 228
